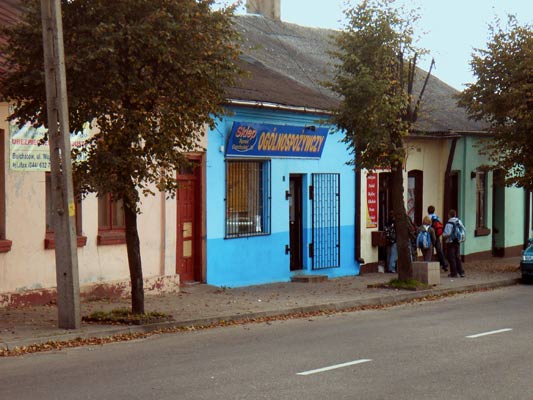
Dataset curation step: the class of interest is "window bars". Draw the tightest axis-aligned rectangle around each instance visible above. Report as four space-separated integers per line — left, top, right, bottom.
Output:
225 160 271 238
310 173 340 269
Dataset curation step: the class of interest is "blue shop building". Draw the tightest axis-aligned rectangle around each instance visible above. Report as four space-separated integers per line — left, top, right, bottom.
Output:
204 58 360 287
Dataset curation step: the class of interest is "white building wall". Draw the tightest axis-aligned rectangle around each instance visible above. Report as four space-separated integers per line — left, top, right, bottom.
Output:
0 103 178 294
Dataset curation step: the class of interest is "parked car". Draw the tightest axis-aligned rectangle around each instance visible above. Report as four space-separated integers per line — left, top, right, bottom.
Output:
520 239 533 283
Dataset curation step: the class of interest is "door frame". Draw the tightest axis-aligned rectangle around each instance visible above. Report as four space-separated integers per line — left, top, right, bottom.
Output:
176 153 206 282
289 174 303 271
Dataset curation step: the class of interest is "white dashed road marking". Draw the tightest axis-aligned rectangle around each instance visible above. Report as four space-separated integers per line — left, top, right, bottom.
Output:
297 359 372 376
466 328 513 339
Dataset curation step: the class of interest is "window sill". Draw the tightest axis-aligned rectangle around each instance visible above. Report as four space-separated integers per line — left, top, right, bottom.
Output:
44 233 88 249
475 227 491 237
0 239 13 253
97 230 126 246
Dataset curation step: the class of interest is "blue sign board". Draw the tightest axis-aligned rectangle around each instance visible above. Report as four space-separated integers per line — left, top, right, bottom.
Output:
226 122 329 159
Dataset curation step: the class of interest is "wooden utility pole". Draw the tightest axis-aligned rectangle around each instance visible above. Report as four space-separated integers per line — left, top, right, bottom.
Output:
40 0 81 329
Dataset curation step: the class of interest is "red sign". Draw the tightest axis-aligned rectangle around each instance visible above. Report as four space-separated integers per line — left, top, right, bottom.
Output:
366 173 378 228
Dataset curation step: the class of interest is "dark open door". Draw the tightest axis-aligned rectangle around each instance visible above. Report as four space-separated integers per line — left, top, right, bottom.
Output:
289 175 303 271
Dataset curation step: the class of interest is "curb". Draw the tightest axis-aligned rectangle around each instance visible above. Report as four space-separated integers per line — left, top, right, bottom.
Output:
0 278 521 352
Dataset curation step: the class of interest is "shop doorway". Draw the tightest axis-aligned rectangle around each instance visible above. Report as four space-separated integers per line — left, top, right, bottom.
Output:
289 175 303 271
176 160 202 282
378 173 393 265
492 169 506 256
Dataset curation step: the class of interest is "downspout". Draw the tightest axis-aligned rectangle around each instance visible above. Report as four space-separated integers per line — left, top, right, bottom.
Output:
160 191 166 276
462 136 468 258
355 169 363 263
525 189 531 248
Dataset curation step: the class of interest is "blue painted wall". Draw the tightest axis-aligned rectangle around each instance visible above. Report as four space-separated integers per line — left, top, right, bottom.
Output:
206 107 360 287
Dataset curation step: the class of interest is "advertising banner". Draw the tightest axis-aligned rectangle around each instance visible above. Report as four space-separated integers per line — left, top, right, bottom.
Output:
366 172 378 228
226 121 329 159
9 120 92 171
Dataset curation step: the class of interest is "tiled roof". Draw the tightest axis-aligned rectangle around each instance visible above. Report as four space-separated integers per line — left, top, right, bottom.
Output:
234 14 486 132
226 56 338 112
0 4 484 132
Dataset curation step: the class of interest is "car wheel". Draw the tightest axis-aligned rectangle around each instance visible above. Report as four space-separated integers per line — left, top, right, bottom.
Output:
522 274 532 284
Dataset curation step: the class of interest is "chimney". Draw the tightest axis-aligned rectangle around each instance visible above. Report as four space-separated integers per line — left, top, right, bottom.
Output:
246 0 280 21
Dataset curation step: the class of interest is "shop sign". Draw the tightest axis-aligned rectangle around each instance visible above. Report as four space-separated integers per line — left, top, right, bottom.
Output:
226 122 328 159
366 172 378 228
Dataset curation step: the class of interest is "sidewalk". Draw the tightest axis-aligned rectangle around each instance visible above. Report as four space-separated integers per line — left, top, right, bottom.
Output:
0 257 522 354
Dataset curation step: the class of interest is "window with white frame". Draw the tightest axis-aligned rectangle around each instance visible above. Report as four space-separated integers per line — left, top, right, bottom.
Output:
225 160 271 238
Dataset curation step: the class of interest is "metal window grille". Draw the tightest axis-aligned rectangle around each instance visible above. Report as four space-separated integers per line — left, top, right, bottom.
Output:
310 173 340 269
225 160 271 238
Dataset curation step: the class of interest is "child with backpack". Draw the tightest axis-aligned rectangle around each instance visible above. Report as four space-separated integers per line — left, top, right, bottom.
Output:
417 216 436 261
443 209 466 278
427 205 449 272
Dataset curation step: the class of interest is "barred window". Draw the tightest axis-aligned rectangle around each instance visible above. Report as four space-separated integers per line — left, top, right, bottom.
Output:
225 160 271 238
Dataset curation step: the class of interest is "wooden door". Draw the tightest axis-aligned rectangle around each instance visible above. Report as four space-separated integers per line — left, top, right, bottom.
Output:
176 163 201 282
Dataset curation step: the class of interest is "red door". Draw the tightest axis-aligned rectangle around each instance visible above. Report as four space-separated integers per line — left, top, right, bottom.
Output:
176 162 201 282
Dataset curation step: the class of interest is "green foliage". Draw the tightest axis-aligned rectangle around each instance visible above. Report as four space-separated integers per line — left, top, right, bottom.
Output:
327 0 431 281
1 0 242 207
83 308 172 325
327 0 425 172
458 16 533 190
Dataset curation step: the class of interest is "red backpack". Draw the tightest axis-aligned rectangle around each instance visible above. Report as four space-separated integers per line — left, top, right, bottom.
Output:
432 218 444 237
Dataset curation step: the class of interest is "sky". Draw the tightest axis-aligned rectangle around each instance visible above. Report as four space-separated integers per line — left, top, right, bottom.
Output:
213 0 533 91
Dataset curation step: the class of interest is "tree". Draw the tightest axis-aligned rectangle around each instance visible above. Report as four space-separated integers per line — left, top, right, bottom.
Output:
458 16 533 190
0 0 241 314
327 0 433 281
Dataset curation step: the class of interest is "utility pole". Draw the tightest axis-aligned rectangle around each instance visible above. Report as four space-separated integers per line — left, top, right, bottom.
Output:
40 0 81 329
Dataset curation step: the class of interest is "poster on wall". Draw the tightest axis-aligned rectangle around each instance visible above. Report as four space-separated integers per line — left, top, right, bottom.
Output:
366 172 378 228
9 118 93 172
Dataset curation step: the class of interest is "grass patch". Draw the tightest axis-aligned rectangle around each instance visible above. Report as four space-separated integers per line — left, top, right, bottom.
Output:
388 279 431 290
83 308 173 325
368 278 431 291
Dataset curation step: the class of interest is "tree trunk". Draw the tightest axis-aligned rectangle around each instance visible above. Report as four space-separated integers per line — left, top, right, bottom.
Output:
124 200 144 315
390 164 413 281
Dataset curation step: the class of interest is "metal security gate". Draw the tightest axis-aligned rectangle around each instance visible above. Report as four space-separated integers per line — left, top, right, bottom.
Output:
309 173 340 269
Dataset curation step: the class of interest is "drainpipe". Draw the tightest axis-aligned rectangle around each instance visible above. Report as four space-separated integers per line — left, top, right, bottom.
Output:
355 169 363 263
462 135 469 258
160 191 166 276
525 189 531 248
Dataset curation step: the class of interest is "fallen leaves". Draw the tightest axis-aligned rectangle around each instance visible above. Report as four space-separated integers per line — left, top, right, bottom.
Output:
0 284 510 357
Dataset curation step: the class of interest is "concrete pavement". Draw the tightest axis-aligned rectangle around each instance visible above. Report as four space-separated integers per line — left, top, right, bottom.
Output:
0 257 522 354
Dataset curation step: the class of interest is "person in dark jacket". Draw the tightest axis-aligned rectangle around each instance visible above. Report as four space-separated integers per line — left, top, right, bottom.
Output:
443 209 466 278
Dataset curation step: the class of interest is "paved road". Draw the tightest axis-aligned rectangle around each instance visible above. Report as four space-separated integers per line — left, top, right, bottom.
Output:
1 285 532 399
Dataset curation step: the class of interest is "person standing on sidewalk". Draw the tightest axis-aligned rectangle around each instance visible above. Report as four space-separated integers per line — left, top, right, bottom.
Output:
427 205 449 272
417 216 436 262
442 209 466 278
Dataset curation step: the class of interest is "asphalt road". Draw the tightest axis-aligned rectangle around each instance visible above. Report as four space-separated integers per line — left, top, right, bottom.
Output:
1 285 533 400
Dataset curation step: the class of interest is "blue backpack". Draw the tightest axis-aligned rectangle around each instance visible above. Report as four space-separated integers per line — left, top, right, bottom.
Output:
450 221 466 243
416 229 431 250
